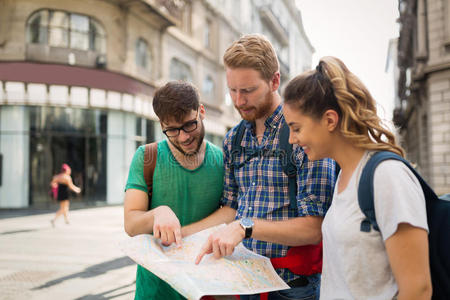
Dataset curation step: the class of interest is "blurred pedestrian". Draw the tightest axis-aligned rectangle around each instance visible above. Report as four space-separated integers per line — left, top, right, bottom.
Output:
50 163 81 226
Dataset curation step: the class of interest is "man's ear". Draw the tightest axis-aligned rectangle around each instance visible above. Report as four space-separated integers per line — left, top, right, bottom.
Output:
323 109 339 132
199 104 206 120
270 72 281 92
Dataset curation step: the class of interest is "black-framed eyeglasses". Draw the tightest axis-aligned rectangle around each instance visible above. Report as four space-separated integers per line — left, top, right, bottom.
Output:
162 110 199 137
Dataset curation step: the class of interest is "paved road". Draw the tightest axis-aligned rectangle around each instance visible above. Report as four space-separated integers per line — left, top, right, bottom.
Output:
0 206 136 300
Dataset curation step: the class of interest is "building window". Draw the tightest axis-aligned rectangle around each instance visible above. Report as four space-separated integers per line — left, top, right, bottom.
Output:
169 58 193 82
26 9 106 53
202 75 214 100
49 11 68 47
135 38 152 71
180 2 192 34
70 14 89 50
204 19 212 49
28 10 49 44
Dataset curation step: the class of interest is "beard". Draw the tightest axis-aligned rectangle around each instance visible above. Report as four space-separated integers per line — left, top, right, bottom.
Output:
235 91 273 122
168 120 205 156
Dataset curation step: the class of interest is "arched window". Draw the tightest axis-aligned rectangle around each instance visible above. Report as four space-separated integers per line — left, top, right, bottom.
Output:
27 10 48 44
26 9 106 53
135 38 152 71
49 11 69 47
202 75 214 100
169 58 193 82
89 19 106 53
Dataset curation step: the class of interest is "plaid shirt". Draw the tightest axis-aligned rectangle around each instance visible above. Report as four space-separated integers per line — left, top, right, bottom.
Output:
221 104 337 282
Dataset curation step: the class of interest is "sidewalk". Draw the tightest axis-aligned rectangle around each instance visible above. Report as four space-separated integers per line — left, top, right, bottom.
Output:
0 206 136 300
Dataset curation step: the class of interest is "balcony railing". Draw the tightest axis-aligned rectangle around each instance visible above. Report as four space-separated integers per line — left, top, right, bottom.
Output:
153 0 187 20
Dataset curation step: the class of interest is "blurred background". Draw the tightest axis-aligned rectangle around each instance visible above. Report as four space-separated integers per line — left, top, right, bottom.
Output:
0 0 449 209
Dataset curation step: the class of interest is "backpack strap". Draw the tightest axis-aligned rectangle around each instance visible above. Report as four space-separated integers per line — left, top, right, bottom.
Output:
358 151 438 232
143 142 158 205
232 121 246 152
279 122 297 210
231 121 263 170
230 121 297 210
230 121 247 171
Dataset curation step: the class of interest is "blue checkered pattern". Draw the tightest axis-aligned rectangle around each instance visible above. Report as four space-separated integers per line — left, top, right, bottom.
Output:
221 105 337 282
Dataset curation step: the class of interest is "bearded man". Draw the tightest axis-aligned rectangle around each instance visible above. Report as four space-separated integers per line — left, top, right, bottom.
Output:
192 34 337 300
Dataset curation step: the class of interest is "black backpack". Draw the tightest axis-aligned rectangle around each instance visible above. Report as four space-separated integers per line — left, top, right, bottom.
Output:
358 151 450 299
230 120 298 209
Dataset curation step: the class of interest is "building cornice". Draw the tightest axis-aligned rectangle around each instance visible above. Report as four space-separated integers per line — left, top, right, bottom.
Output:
423 61 450 75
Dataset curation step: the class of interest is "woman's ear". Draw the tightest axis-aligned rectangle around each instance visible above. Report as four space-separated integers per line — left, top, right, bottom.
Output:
322 109 339 132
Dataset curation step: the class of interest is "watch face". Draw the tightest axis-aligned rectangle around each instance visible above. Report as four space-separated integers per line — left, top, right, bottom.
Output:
241 218 253 227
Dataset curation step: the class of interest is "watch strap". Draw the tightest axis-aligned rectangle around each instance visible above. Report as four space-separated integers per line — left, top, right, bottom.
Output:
244 226 252 239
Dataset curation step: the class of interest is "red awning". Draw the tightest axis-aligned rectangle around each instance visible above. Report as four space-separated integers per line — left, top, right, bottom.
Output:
0 62 155 96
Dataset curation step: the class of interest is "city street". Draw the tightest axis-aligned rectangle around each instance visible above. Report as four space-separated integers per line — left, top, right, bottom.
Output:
0 206 136 300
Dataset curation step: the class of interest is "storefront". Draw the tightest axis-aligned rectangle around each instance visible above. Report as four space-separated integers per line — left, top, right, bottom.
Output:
29 106 108 206
0 103 157 208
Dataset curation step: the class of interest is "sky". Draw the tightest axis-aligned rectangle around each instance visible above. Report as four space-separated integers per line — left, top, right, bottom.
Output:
295 0 399 122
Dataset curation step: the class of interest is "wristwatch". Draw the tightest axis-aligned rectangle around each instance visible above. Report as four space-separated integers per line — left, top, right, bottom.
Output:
239 217 254 239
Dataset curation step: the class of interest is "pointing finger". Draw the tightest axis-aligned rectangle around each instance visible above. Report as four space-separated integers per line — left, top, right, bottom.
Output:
195 251 206 265
212 239 221 259
195 241 212 264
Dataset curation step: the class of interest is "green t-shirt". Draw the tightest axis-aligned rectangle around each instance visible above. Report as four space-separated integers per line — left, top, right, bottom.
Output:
125 140 224 300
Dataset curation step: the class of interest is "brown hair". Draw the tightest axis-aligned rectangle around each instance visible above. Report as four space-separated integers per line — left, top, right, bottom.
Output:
284 56 404 157
223 34 279 81
152 81 200 123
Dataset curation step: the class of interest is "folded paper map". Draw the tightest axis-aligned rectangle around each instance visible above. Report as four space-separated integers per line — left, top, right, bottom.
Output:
120 224 289 299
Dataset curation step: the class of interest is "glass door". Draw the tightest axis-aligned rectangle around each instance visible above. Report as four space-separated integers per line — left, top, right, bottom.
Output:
29 106 107 207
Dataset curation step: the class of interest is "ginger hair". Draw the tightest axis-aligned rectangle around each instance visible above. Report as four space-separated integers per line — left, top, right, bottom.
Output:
223 34 279 81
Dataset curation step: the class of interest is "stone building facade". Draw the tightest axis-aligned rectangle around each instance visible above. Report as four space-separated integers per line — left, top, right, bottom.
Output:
0 0 313 207
395 0 450 195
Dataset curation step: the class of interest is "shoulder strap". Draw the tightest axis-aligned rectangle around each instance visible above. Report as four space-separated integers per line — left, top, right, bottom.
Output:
231 120 298 210
231 121 246 153
143 142 158 204
230 121 247 170
358 151 438 232
279 122 297 210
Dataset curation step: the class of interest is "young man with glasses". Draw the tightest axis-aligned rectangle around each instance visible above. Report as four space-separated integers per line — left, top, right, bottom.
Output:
123 81 224 300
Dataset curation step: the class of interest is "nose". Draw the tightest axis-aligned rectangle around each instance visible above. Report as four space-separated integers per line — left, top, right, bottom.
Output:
177 129 191 142
288 130 297 145
234 91 246 107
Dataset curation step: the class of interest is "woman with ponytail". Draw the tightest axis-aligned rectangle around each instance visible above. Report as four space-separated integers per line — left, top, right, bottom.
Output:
283 57 431 299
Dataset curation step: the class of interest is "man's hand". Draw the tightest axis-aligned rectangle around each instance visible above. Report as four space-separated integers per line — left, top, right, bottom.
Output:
153 205 182 247
195 220 245 264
